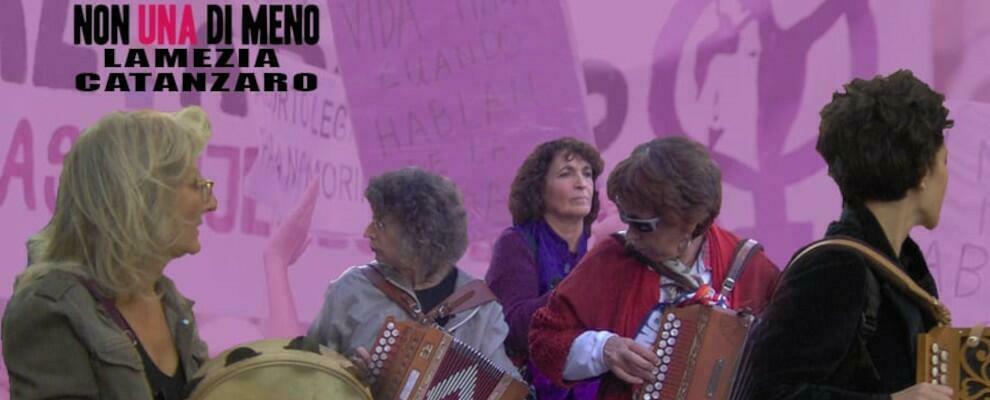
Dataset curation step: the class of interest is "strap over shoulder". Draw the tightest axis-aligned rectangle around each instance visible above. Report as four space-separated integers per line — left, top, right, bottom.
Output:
788 236 951 326
721 238 763 297
361 266 497 327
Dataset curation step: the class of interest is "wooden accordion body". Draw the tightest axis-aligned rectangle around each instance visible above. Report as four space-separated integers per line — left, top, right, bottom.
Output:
917 326 990 400
635 304 755 400
369 318 529 400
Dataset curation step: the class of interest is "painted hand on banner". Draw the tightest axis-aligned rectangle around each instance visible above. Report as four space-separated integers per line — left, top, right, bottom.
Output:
264 180 319 268
263 180 319 338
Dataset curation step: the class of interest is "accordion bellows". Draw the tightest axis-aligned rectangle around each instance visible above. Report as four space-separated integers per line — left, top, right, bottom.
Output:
917 326 990 400
370 318 529 400
635 304 755 400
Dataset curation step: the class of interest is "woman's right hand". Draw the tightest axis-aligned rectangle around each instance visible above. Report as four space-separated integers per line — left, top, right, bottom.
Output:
602 336 660 385
891 383 953 400
348 346 375 385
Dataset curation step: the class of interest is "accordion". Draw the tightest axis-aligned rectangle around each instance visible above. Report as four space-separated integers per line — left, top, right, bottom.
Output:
369 318 529 400
917 326 989 400
635 304 755 400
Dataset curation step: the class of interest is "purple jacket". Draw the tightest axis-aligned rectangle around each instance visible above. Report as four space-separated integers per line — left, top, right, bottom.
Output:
485 221 599 399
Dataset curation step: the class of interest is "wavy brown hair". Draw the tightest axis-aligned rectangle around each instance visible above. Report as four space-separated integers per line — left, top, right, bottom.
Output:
607 137 721 238
508 137 604 230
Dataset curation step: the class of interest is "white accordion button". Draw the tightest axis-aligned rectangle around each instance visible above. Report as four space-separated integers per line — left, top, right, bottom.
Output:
671 328 679 337
668 338 676 347
375 346 383 354
673 320 681 328
379 338 387 346
655 349 664 357
662 356 671 364
388 337 396 345
381 353 388 360
659 341 667 349
387 322 395 329
372 354 379 362
384 330 391 338
385 345 391 353
665 346 674 355
666 314 675 322
940 350 949 361
663 322 672 330
940 363 948 373
939 375 947 385
653 382 662 390
932 367 938 376
932 343 940 353
651 391 660 399
657 373 666 381
661 331 670 339
931 355 938 364
660 365 668 373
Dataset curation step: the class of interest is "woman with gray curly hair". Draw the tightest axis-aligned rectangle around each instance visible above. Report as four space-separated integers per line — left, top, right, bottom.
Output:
307 167 518 379
2 107 216 399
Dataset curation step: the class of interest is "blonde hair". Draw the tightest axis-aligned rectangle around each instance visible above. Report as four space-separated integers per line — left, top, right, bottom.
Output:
17 106 212 297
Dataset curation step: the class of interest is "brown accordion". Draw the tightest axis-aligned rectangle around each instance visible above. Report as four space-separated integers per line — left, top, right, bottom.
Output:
917 326 990 400
635 304 755 400
368 318 529 400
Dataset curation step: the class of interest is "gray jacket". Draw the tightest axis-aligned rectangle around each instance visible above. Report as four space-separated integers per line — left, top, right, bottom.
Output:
2 267 209 399
307 263 519 377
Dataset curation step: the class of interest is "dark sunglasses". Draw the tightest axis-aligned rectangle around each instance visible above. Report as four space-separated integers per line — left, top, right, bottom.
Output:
619 210 661 233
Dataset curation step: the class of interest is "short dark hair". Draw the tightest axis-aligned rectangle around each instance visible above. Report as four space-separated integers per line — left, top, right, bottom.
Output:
365 168 468 274
508 137 605 230
607 137 721 237
817 69 952 205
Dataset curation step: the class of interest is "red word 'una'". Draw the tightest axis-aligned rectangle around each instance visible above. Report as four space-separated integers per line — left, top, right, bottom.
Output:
138 4 197 45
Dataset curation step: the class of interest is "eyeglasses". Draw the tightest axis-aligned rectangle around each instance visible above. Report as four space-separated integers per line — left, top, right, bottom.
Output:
194 178 214 203
619 210 661 233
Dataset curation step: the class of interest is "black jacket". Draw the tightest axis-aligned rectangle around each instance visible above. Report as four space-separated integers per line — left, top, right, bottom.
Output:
742 205 938 399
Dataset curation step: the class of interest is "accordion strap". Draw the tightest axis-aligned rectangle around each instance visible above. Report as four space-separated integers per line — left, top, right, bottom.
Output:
362 266 497 326
721 238 762 297
790 237 951 326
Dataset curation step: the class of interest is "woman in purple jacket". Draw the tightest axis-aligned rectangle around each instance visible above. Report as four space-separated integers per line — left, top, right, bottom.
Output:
485 137 605 399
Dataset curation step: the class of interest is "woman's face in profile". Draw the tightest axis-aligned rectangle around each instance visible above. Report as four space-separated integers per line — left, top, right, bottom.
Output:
171 165 218 257
919 145 949 229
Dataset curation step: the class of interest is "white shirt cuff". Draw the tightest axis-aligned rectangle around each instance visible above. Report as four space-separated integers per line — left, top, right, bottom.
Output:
562 330 616 381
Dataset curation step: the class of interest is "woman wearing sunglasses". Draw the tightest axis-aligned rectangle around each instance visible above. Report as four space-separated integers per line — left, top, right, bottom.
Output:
485 137 604 399
528 136 780 400
2 107 216 400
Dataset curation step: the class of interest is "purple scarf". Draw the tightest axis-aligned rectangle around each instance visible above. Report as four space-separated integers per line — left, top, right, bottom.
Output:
514 220 600 399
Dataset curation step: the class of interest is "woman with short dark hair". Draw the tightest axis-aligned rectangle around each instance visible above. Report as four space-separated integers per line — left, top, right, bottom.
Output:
742 70 955 400
485 137 604 399
529 136 780 400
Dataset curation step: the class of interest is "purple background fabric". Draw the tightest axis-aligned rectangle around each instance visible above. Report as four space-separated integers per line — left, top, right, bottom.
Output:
2 1 990 395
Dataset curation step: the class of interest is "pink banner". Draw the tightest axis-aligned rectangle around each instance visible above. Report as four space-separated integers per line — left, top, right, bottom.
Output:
327 0 593 240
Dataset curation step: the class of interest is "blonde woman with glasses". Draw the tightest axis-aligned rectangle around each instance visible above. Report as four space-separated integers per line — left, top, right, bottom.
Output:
2 107 217 400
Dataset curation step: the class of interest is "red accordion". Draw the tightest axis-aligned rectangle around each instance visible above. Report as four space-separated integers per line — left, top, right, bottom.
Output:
369 318 529 400
635 304 755 400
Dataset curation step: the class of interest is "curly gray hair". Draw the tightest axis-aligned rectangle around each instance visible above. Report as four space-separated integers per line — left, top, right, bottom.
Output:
365 168 468 277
